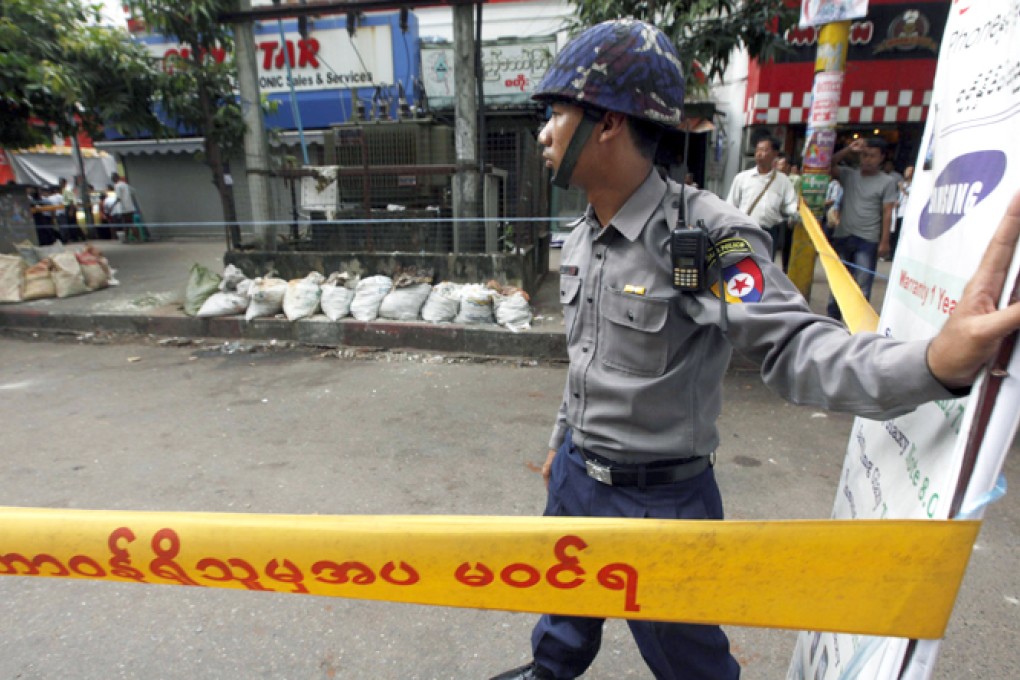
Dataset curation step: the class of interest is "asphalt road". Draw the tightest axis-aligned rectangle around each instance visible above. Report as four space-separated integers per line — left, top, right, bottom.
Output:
0 336 1017 679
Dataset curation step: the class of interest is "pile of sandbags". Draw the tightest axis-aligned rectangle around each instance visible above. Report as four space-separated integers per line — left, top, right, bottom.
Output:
183 265 533 330
0 243 116 304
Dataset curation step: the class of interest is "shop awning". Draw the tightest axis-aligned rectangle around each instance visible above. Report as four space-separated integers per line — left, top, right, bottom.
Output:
95 137 205 156
96 130 327 157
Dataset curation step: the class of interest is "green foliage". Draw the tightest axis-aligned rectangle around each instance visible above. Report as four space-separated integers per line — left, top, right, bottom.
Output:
567 0 798 91
126 0 246 159
0 0 164 147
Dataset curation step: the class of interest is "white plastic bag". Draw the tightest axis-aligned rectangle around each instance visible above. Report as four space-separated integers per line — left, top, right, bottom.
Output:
495 291 533 332
421 282 462 323
197 291 249 317
283 272 325 321
350 275 393 321
320 272 357 321
245 277 288 320
455 283 497 324
378 282 432 321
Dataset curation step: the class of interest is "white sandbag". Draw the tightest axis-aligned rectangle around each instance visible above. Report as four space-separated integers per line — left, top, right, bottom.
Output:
350 275 393 321
421 282 462 323
283 272 325 321
219 264 248 291
23 261 56 300
50 252 89 298
320 271 357 321
75 248 109 291
495 291 533 332
321 286 355 320
455 283 497 324
197 291 249 317
0 254 25 303
245 277 287 321
378 282 431 321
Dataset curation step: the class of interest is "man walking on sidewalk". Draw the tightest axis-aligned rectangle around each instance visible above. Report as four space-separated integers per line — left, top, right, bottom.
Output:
826 137 898 320
726 136 800 270
110 173 140 242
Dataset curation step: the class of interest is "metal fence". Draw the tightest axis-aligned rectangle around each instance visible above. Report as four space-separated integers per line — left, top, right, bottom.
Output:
257 117 551 256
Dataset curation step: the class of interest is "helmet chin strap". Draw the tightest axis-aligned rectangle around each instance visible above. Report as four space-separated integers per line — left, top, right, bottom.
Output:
551 109 603 189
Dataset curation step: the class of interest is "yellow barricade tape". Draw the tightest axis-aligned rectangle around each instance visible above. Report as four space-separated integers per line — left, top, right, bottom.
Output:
798 200 879 334
0 507 977 639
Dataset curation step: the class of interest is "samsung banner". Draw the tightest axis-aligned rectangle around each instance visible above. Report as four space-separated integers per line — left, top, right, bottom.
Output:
789 1 1020 678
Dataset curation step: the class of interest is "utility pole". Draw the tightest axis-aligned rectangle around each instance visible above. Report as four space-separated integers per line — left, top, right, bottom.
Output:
452 3 479 252
233 0 276 250
787 20 850 297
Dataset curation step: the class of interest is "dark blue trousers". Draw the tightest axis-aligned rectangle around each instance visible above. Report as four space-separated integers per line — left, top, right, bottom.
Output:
530 433 740 680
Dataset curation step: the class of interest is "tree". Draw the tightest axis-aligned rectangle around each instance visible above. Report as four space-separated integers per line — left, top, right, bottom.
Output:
567 0 799 92
0 0 164 148
125 0 249 239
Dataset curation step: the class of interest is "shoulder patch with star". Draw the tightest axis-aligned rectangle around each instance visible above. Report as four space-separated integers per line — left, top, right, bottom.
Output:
711 257 764 303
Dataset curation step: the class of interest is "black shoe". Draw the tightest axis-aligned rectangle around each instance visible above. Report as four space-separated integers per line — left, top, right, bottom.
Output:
489 661 557 680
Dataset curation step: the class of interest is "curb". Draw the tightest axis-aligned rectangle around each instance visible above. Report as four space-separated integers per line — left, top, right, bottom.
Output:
0 307 764 373
0 307 569 361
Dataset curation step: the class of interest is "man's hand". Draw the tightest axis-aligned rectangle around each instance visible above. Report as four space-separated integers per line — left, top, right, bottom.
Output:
541 449 557 488
848 138 867 154
878 237 891 260
927 189 1020 388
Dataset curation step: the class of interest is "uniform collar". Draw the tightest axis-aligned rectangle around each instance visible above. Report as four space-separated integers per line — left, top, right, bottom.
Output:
585 169 666 242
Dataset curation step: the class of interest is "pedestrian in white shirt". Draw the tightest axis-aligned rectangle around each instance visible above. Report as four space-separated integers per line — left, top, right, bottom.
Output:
726 136 799 271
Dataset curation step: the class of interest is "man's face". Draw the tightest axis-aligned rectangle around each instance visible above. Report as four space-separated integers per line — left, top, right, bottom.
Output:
538 103 586 187
754 140 777 172
860 146 884 173
775 157 790 174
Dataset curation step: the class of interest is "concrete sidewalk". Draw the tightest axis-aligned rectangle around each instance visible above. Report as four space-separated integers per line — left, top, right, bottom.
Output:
0 236 890 360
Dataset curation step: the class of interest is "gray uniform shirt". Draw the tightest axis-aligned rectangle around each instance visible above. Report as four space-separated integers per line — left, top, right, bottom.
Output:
835 167 897 242
550 169 955 464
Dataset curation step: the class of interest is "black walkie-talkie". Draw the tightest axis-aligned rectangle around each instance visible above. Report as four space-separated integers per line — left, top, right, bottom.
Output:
671 222 709 292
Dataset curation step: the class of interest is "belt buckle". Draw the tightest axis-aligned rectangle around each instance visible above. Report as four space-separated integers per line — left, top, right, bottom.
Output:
585 459 614 486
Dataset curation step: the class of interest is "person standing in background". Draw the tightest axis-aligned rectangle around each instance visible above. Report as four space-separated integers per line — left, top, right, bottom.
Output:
110 172 137 241
59 177 78 242
826 137 898 320
727 137 799 270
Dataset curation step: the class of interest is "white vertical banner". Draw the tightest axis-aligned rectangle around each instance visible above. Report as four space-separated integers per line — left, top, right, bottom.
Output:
789 2 1020 679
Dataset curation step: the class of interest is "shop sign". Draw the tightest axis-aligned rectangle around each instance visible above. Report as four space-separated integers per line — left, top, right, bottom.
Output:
782 3 949 62
145 25 395 94
422 37 555 107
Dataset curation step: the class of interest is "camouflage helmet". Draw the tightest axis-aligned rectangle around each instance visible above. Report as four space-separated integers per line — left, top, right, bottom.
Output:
533 19 685 127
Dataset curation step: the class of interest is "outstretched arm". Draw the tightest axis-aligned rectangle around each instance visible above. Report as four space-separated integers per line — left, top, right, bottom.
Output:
927 189 1020 388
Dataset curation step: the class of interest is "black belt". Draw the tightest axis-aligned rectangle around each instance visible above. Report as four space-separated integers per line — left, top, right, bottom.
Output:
579 449 714 487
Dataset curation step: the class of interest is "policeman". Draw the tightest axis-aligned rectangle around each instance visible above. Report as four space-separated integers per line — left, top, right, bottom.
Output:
490 19 1020 680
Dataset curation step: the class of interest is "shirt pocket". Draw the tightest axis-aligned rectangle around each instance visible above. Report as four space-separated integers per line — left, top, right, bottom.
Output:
559 274 582 339
600 288 670 377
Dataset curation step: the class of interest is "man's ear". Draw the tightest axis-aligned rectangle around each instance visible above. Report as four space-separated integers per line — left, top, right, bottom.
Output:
597 112 628 143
